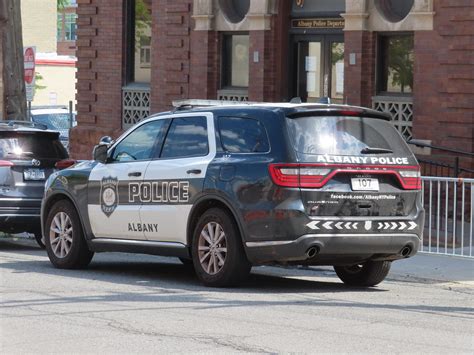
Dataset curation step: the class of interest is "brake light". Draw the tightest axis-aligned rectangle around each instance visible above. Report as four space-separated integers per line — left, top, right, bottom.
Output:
269 164 331 188
269 163 421 190
55 159 77 170
399 169 421 190
0 160 14 167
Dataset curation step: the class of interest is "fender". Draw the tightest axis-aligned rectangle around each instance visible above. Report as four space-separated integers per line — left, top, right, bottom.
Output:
41 189 93 243
186 191 248 246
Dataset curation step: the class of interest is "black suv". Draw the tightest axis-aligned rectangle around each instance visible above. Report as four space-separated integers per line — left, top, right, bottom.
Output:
0 121 69 247
41 102 424 287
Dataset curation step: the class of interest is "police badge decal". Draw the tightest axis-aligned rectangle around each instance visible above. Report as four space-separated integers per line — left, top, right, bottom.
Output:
100 177 119 217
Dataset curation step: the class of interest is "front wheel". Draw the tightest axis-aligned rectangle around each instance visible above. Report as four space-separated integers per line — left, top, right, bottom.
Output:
192 208 251 287
334 260 391 287
45 200 94 269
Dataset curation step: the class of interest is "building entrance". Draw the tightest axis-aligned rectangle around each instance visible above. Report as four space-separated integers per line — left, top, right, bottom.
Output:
292 35 344 103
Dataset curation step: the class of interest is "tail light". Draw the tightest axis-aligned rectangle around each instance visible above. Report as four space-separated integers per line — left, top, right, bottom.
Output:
399 169 422 190
0 160 14 167
269 163 421 190
55 159 77 170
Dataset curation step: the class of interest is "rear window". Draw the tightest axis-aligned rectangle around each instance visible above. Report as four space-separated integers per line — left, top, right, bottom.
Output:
0 133 68 160
286 116 411 156
32 113 73 131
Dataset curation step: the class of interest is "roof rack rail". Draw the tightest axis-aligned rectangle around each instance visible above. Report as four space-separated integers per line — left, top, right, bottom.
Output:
4 120 48 130
171 99 258 111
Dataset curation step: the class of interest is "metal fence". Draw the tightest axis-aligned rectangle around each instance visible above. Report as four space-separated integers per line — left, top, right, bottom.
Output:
420 177 473 258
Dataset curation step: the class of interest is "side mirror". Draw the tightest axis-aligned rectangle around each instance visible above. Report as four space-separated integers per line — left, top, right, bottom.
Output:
93 144 108 164
99 136 114 147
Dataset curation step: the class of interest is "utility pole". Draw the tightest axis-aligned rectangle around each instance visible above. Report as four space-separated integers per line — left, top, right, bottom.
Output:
0 0 27 121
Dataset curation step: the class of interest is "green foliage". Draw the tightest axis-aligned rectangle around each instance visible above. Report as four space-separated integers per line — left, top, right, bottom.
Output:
57 0 70 10
387 36 414 93
34 72 46 95
135 0 152 52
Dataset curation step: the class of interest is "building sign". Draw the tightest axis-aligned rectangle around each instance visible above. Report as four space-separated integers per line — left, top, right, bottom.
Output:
292 18 345 29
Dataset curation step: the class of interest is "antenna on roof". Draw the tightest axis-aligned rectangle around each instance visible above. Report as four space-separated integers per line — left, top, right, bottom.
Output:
289 97 302 104
318 97 331 104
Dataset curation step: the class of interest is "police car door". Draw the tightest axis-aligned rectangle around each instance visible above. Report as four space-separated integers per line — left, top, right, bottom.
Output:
87 119 168 240
139 113 216 243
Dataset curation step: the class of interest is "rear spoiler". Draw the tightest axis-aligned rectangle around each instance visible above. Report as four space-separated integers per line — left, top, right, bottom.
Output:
286 107 391 121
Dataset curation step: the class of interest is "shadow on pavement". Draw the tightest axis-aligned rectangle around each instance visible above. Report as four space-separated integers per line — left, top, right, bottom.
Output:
1 239 473 318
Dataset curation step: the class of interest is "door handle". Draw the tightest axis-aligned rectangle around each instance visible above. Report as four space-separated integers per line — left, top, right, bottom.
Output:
186 169 201 175
128 171 142 177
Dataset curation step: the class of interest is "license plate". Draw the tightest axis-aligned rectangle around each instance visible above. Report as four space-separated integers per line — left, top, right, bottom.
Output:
351 177 379 191
24 169 45 181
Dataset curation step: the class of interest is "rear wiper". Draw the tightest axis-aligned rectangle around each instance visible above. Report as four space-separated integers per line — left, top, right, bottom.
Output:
360 147 393 154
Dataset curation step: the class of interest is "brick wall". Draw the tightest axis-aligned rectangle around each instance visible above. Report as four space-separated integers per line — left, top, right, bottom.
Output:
151 1 193 113
412 0 474 166
343 31 376 108
70 0 125 159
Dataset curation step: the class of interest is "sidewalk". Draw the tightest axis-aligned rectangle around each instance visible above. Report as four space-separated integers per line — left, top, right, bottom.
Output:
390 252 474 284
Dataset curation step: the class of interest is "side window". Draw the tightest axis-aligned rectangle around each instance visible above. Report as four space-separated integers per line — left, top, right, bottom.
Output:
111 119 166 162
161 116 209 159
218 116 269 153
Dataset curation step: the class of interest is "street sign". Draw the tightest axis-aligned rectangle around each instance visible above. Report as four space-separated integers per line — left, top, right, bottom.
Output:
24 46 36 101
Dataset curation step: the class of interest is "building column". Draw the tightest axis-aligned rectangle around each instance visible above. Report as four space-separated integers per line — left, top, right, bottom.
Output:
71 0 125 159
151 1 193 113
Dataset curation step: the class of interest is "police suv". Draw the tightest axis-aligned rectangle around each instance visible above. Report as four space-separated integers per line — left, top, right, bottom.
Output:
41 101 424 287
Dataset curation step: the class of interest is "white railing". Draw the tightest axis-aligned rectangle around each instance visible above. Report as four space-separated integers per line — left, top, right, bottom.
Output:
217 89 249 102
372 96 413 140
122 84 151 129
421 177 473 258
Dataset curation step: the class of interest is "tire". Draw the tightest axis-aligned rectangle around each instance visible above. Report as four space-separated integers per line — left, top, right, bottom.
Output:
34 233 46 249
192 208 251 287
44 200 94 269
334 261 391 287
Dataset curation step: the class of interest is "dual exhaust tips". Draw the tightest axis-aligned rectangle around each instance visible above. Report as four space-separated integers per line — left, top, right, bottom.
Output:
305 245 413 259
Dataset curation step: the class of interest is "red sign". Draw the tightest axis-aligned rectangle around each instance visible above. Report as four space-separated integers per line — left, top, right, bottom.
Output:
24 47 35 85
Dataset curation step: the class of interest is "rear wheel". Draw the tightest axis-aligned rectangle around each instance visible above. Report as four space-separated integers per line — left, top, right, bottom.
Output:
334 261 391 287
192 208 251 287
45 200 93 269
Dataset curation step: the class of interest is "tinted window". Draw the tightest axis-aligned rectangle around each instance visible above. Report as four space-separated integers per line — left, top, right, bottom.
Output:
161 117 208 159
286 116 412 156
0 132 68 159
218 117 269 153
32 113 75 131
111 120 166 162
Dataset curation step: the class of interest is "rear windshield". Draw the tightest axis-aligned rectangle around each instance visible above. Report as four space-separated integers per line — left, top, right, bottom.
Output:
286 116 412 156
0 133 68 159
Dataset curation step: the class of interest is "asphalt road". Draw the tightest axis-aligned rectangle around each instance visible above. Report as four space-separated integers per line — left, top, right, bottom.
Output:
1 238 473 354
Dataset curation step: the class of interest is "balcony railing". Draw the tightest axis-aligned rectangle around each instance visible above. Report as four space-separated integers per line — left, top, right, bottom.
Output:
122 84 150 129
372 95 413 140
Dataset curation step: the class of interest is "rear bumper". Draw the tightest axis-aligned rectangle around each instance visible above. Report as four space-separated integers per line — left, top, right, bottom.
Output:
245 233 420 265
0 201 42 233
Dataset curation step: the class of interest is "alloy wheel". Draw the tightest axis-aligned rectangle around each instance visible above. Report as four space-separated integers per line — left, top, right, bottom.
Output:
49 212 73 258
198 222 227 275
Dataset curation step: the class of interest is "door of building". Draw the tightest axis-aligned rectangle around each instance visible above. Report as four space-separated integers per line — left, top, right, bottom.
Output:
292 35 344 103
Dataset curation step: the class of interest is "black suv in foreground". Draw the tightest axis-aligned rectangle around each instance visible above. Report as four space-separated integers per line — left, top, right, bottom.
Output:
0 121 69 247
41 102 424 287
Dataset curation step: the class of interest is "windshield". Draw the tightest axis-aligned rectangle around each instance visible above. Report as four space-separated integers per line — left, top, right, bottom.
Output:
286 116 412 156
0 133 68 159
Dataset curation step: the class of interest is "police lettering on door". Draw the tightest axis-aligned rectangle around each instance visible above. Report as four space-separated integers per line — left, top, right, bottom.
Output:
129 181 190 203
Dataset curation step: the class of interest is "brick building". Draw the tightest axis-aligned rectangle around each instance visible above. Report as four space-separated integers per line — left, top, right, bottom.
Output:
72 0 473 172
